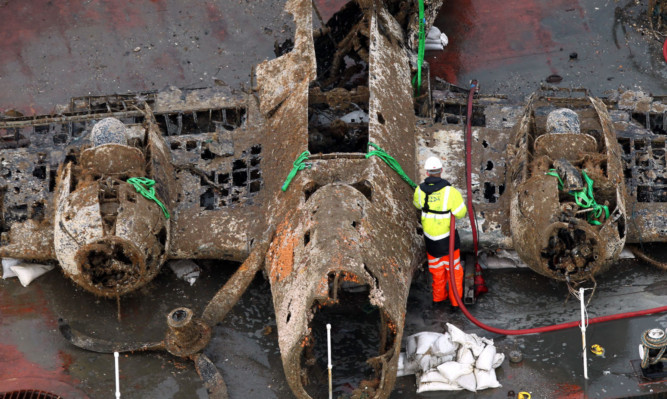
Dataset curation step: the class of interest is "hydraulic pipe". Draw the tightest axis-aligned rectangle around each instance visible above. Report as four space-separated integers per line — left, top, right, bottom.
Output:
448 216 667 335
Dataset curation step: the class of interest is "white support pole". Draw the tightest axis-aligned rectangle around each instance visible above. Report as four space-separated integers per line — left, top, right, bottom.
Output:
114 351 121 398
327 323 332 399
579 288 588 380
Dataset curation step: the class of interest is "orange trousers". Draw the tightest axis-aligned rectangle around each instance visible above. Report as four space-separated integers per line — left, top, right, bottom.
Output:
427 249 463 305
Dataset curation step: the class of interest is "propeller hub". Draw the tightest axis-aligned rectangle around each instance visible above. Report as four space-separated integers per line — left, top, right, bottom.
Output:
165 307 211 357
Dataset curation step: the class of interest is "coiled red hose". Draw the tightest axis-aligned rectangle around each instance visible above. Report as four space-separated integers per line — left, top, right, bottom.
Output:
448 216 667 335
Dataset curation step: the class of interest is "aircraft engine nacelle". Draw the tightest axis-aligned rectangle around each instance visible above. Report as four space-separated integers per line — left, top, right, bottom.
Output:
53 119 172 297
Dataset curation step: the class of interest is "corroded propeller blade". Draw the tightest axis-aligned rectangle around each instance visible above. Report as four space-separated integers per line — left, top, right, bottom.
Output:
193 352 229 399
58 318 165 353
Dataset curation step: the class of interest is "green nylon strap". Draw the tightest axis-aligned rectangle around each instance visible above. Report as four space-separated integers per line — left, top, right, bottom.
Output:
281 151 311 192
127 177 170 219
546 169 609 225
366 143 417 188
411 0 426 96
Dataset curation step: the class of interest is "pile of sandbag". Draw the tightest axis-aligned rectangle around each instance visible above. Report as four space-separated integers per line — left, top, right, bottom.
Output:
424 26 449 51
2 258 54 287
397 323 504 393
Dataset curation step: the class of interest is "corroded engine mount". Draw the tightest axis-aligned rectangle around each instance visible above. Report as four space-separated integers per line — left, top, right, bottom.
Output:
54 117 175 297
507 92 627 282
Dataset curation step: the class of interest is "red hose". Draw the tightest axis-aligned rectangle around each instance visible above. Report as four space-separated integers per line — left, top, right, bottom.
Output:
449 193 667 335
663 37 667 64
465 80 488 296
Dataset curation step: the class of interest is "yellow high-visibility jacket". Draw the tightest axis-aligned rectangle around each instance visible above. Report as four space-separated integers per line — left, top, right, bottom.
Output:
413 177 467 256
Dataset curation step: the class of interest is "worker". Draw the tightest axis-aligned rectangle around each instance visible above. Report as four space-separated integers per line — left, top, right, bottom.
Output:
413 156 467 306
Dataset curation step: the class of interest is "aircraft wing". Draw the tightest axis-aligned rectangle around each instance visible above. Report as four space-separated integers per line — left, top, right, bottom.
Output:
0 87 267 262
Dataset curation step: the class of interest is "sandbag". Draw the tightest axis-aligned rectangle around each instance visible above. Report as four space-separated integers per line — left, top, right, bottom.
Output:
492 353 505 369
406 334 418 359
424 43 444 51
431 333 457 356
456 372 477 392
437 361 473 382
468 335 485 357
415 332 442 355
476 344 497 371
447 324 484 354
397 352 419 377
2 258 20 279
434 354 455 364
457 347 475 365
168 259 200 286
426 26 442 40
419 355 432 372
419 370 449 384
416 381 462 393
447 323 467 346
475 368 501 390
11 264 55 287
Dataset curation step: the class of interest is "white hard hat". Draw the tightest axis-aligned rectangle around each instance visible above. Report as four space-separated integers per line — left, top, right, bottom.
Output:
424 156 443 171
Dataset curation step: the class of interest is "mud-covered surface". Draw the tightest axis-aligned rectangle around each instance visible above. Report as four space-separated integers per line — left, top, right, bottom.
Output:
1 256 666 398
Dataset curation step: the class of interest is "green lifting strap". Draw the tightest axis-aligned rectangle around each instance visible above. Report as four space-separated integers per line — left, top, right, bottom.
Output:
281 151 311 192
127 177 170 219
545 169 609 225
366 143 417 188
411 0 426 96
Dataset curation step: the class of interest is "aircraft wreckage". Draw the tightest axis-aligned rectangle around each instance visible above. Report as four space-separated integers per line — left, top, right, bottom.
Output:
0 0 666 397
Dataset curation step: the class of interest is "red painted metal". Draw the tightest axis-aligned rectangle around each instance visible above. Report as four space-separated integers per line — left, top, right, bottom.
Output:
428 0 590 83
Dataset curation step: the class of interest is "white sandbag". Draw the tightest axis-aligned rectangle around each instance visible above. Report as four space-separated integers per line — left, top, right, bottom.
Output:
447 323 468 346
434 354 455 364
419 369 449 384
11 264 54 287
456 371 477 392
468 335 485 357
167 259 200 286
475 368 501 390
431 333 457 356
397 352 419 377
416 381 462 393
427 354 452 369
457 347 475 365
492 352 505 369
424 42 444 51
405 357 419 376
419 354 432 372
426 26 442 40
415 332 442 355
476 344 497 371
448 323 484 355
437 361 473 382
397 352 406 376
440 33 449 47
2 258 20 279
406 334 418 359
339 110 369 124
